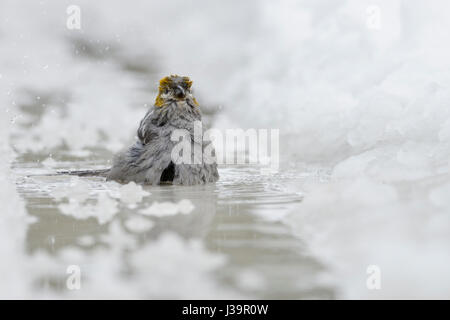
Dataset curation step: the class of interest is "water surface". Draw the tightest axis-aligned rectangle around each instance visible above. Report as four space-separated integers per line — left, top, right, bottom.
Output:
12 154 334 298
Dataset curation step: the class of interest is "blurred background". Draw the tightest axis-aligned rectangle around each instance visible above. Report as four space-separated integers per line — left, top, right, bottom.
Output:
0 0 449 299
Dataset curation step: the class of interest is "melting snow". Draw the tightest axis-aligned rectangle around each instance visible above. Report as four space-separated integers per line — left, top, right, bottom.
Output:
58 192 118 224
118 181 150 207
140 199 195 217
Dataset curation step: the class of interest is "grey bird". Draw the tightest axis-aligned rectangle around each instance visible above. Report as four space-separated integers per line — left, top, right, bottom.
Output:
57 75 219 185
105 75 219 185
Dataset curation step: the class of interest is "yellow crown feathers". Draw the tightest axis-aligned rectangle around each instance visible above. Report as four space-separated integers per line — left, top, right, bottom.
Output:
155 75 196 107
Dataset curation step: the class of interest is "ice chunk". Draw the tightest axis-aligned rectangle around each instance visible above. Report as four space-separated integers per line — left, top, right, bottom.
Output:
140 199 195 217
58 192 118 225
50 177 90 202
119 181 150 206
95 193 119 224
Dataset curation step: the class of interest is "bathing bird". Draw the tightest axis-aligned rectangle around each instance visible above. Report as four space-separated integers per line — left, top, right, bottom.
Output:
57 75 219 185
105 75 219 185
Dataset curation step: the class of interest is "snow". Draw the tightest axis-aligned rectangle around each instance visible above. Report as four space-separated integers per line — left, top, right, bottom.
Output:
118 181 150 207
53 177 91 202
140 199 195 217
58 192 118 225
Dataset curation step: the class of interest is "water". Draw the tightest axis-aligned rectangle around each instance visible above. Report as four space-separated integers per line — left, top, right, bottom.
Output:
12 156 333 299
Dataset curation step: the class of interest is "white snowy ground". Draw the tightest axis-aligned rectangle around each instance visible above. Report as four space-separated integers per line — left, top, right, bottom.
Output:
1 0 449 298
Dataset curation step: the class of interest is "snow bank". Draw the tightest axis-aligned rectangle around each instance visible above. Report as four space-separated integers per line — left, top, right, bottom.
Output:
245 0 450 298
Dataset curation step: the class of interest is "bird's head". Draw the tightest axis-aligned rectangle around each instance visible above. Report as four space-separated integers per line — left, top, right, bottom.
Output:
155 75 199 107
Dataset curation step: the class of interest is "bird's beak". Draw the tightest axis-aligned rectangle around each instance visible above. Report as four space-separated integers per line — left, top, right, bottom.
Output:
174 85 186 99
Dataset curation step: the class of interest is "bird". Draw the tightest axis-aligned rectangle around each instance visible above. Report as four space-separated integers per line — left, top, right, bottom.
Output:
104 75 219 185
55 75 219 185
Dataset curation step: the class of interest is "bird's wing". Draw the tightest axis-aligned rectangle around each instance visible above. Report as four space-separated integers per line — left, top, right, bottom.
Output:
137 110 160 145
